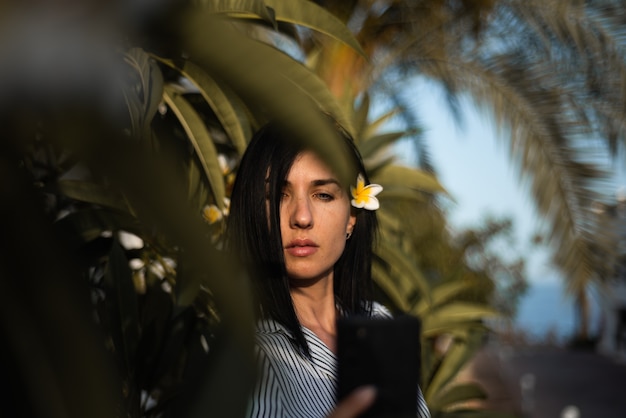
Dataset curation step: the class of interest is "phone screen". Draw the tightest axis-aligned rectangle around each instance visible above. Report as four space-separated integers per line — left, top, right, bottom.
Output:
336 315 421 418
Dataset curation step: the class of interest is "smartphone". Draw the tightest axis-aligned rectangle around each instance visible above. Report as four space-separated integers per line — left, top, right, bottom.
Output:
336 315 421 418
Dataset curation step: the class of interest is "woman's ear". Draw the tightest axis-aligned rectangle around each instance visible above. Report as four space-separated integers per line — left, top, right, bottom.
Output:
346 214 356 236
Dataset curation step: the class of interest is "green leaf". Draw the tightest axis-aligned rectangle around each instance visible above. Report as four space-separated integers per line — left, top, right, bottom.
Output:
431 382 487 409
55 208 139 244
363 107 401 138
374 240 430 303
421 303 500 335
58 180 131 213
425 330 483 405
432 411 519 418
414 281 482 317
182 15 355 138
372 262 411 312
358 131 406 159
156 58 249 155
188 158 211 212
373 165 447 194
204 0 365 56
124 48 164 135
196 0 276 25
264 0 366 56
353 93 370 141
376 209 404 232
163 86 226 209
377 187 427 204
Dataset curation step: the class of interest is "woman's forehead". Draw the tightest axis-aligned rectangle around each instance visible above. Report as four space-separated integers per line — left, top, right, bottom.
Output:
289 151 340 179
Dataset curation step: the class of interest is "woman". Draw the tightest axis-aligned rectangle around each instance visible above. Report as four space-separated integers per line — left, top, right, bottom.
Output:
227 117 430 418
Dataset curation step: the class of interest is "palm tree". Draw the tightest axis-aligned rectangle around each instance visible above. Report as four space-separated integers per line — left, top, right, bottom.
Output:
307 0 626 340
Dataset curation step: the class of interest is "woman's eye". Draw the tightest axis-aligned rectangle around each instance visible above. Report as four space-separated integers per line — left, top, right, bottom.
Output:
316 192 334 201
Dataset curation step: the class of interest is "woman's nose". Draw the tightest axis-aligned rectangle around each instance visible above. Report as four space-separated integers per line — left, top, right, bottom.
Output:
290 196 313 228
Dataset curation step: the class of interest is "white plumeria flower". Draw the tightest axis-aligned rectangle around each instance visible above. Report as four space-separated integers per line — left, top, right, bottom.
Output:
128 258 145 270
350 174 383 210
118 230 144 250
162 257 177 269
149 262 166 279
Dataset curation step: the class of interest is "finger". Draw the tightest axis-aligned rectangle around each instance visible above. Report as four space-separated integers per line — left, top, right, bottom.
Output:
328 386 377 418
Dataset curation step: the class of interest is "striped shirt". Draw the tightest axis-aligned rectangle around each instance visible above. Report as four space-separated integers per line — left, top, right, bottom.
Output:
247 303 431 417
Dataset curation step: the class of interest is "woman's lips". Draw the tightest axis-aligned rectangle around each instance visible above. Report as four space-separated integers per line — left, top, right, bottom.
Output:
285 239 318 257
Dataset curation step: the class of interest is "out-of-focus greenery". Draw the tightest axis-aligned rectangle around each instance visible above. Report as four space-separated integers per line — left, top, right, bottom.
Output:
312 0 626 343
3 1 625 417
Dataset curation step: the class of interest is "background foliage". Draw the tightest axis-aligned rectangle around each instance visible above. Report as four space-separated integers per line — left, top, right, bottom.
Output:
3 1 625 417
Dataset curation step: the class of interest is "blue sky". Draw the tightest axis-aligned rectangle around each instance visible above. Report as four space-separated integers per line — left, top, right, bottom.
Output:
384 78 625 335
393 79 626 286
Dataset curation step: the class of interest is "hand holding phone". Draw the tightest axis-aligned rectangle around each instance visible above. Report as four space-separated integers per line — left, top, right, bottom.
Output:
336 315 421 418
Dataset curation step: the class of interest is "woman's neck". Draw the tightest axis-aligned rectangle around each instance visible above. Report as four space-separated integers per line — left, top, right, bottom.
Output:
290 276 338 353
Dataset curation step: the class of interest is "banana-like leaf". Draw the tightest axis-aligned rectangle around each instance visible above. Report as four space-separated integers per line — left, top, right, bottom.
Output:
163 85 226 209
156 57 248 155
430 324 490 342
375 239 431 300
197 0 276 24
363 107 401 139
414 281 483 317
426 330 483 405
372 262 411 312
263 0 366 57
376 209 403 232
188 158 211 213
182 15 355 138
431 382 487 410
373 165 447 194
432 411 520 418
124 48 164 135
204 0 365 57
421 303 500 336
58 179 131 213
358 131 406 159
352 93 370 141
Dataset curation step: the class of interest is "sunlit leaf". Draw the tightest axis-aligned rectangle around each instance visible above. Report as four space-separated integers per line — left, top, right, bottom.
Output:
425 329 483 404
196 0 276 24
263 0 366 56
421 303 500 335
372 262 411 312
430 382 487 410
163 85 226 209
156 57 249 155
182 15 355 137
375 239 430 300
414 281 482 317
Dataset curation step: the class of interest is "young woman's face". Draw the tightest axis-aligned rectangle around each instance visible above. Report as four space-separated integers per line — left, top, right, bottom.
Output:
276 151 356 283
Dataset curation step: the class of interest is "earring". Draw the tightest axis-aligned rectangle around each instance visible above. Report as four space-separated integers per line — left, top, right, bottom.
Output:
346 232 352 240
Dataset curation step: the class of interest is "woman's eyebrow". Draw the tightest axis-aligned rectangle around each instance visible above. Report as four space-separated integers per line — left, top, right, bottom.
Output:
311 179 340 187
281 178 341 187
